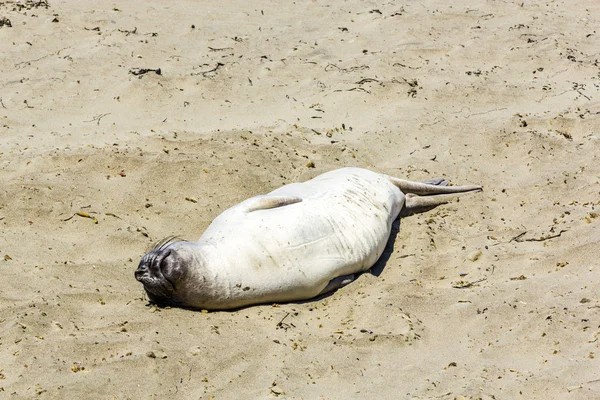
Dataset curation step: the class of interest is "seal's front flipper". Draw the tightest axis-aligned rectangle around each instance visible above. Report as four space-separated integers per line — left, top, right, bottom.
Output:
318 274 355 296
245 196 303 212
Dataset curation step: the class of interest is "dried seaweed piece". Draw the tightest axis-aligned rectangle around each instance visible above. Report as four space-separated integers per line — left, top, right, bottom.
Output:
129 67 162 77
0 17 12 28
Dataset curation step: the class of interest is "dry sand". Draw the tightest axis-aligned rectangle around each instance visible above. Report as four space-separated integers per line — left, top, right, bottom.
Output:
1 0 599 398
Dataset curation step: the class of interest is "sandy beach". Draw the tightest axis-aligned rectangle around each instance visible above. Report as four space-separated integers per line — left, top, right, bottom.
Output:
1 0 599 398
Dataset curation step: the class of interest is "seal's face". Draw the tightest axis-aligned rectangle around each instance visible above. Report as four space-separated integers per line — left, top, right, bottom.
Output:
135 240 189 306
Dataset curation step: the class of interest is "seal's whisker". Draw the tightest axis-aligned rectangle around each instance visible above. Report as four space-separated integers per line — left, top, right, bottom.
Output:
149 235 182 252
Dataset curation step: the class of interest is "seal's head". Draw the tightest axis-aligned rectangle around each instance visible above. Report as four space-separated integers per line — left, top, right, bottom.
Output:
135 237 192 306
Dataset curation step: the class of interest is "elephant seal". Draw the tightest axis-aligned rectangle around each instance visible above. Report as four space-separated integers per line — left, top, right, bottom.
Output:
135 167 481 309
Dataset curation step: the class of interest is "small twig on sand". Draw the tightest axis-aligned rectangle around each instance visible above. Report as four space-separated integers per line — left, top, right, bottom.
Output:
324 63 369 73
14 47 69 69
509 232 527 242
451 277 488 289
276 312 291 330
515 229 567 243
192 62 225 77
84 113 111 126
208 46 233 52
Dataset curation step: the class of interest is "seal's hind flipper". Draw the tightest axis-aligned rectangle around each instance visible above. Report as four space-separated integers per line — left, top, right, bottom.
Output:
389 174 482 216
388 176 481 195
245 195 303 212
400 193 473 216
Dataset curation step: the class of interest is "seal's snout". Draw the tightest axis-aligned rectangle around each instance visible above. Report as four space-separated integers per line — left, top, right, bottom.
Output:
135 252 155 283
135 249 180 306
136 249 171 281
134 265 148 281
